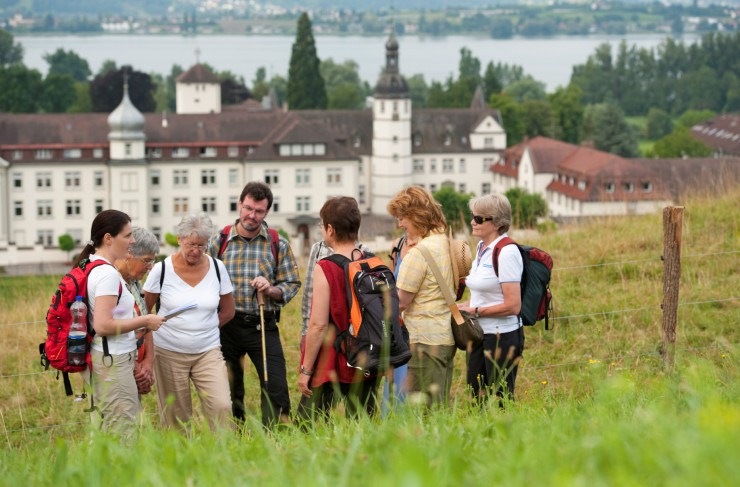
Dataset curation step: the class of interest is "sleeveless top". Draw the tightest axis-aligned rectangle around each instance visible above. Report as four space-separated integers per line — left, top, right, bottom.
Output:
301 254 364 386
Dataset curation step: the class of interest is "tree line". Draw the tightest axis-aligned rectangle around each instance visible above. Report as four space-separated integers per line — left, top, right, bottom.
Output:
2 21 735 159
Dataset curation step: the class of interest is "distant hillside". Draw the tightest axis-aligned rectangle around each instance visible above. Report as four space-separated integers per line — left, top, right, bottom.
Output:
1 0 171 16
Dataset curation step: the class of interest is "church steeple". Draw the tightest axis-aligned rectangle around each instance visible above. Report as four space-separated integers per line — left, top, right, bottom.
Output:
374 32 408 99
107 75 146 161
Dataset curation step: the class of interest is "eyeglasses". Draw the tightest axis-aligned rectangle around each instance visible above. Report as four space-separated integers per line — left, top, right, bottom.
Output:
182 242 207 252
136 256 156 267
317 221 324 229
241 204 267 218
472 215 495 225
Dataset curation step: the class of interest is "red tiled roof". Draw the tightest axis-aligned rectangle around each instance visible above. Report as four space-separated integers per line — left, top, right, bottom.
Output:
176 64 220 84
691 114 740 156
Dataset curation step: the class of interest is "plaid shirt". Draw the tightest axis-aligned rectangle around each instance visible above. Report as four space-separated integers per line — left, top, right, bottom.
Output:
206 222 300 315
300 240 370 336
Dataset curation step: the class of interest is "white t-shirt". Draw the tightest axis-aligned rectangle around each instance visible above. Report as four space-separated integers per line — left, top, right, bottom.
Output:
87 255 137 355
143 256 234 354
465 235 523 334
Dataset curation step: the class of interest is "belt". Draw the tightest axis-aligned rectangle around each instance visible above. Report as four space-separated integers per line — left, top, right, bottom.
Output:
234 310 278 323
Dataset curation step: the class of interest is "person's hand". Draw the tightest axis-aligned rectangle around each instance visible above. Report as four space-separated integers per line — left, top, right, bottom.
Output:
250 276 272 294
457 303 474 314
298 373 312 397
145 314 166 331
134 362 154 395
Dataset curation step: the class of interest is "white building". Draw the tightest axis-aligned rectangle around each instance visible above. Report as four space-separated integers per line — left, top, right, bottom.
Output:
0 35 506 266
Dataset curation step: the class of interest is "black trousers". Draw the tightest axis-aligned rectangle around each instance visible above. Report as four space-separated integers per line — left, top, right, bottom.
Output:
220 313 290 427
296 377 379 423
466 327 524 402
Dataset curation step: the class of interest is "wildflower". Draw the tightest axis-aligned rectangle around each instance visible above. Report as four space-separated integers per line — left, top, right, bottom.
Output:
541 380 548 385
588 359 601 365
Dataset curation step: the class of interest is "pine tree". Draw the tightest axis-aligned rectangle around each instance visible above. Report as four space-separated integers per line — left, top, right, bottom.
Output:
287 13 327 110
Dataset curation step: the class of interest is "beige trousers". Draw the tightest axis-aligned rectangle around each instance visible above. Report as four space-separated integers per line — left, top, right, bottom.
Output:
89 349 140 438
153 346 233 431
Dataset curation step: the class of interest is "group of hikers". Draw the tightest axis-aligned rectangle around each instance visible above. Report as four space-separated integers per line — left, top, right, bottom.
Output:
73 181 525 438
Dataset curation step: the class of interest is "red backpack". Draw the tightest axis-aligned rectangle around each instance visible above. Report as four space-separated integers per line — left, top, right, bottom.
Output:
39 259 121 397
493 237 554 330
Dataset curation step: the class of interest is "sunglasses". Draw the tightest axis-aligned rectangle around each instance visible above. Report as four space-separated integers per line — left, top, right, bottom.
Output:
472 215 494 225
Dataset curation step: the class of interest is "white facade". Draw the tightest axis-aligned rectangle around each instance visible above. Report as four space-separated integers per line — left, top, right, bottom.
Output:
176 82 221 114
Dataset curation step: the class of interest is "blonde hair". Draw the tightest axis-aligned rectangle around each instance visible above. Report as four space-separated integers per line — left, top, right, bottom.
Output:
469 193 512 234
387 186 447 238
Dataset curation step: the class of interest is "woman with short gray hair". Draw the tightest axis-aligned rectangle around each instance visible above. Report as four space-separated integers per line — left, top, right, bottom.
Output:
457 193 524 406
143 213 236 431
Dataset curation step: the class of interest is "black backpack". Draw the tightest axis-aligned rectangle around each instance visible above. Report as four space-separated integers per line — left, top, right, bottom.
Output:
325 250 411 376
493 237 554 329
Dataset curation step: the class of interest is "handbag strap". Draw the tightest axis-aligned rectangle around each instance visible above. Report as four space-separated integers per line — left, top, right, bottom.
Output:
416 245 465 326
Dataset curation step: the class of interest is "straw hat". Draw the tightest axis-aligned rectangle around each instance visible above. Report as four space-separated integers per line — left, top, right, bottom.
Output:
449 232 472 288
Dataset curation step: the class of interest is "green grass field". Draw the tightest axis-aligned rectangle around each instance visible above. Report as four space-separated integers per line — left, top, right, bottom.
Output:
1 189 739 486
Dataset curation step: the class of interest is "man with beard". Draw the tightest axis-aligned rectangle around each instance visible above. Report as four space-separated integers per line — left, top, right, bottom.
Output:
207 181 301 427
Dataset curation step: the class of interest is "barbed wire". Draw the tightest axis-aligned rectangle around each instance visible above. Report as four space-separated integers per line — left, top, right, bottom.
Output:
555 248 740 271
552 296 739 322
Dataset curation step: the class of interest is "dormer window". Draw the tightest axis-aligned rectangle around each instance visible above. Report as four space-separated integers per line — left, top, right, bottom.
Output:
353 135 361 148
605 182 615 193
641 181 652 192
623 182 634 193
413 133 422 146
578 181 586 191
444 133 452 146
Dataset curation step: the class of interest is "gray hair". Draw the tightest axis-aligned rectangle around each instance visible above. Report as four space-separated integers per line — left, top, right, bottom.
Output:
469 193 512 234
177 212 215 241
130 227 160 256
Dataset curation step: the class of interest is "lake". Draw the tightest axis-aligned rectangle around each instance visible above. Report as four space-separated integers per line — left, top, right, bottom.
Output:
16 33 700 91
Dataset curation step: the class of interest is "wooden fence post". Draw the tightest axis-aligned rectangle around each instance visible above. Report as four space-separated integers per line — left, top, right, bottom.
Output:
662 206 683 369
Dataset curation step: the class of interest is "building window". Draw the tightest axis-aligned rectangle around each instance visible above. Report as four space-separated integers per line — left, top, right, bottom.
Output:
64 171 81 189
578 181 586 191
272 197 280 213
295 168 310 186
36 172 52 190
358 159 364 174
228 146 239 157
37 200 53 218
623 182 634 193
151 198 161 215
605 182 615 193
430 159 437 173
296 196 310 212
12 150 23 160
444 133 452 146
65 200 82 216
173 169 189 187
172 147 190 158
94 171 104 188
66 229 83 245
93 148 104 158
35 149 53 160
358 185 366 205
201 169 216 186
148 170 160 188
459 159 466 173
413 134 422 146
37 230 54 247
327 168 342 185
201 197 217 213
12 173 22 189
413 159 424 174
314 144 326 156
200 147 217 158
642 181 653 192
229 196 238 212
120 172 138 192
229 168 239 186
147 147 162 159
430 184 437 192
152 227 162 243
481 183 491 195
459 183 466 193
63 149 82 159
353 135 361 147
173 197 189 215
442 158 454 173
303 144 315 156
279 145 290 157
484 137 494 148
95 199 104 213
265 169 279 185
13 201 23 217
393 154 399 162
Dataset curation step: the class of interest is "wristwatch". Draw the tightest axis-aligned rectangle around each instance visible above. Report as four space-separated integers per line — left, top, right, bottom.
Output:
474 307 480 318
300 364 313 376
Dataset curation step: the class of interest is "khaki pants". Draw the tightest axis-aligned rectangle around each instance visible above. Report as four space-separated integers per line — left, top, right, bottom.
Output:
89 349 140 438
407 343 457 407
154 346 232 431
